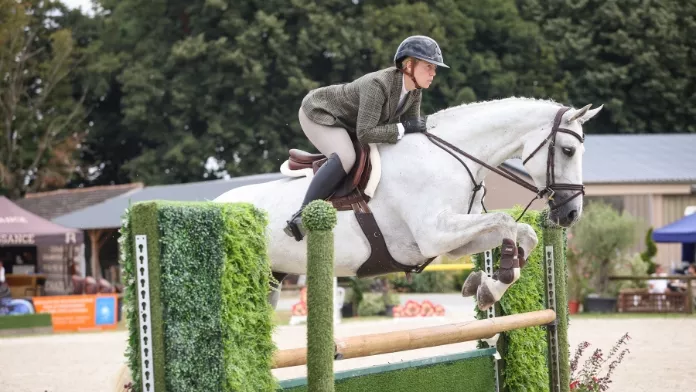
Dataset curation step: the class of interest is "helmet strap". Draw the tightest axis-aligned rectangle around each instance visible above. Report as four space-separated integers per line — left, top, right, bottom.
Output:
399 59 422 89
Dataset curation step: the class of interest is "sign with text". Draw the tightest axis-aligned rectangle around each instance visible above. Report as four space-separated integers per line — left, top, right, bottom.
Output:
32 294 119 332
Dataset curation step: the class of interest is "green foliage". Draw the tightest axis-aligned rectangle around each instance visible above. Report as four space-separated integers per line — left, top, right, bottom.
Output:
306 223 336 391
302 200 337 231
567 247 591 302
518 0 696 134
158 203 227 392
387 271 459 293
569 201 643 296
0 0 89 198
0 313 52 330
357 293 387 317
220 203 277 392
641 228 658 274
121 201 277 392
539 209 570 392
75 0 564 187
121 202 166 392
610 252 649 295
281 352 496 392
15 0 694 190
472 206 550 392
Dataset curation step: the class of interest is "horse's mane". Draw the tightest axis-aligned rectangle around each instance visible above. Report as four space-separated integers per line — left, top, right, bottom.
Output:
429 96 565 118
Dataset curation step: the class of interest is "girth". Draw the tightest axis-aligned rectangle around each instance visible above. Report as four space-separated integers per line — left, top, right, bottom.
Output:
351 198 436 278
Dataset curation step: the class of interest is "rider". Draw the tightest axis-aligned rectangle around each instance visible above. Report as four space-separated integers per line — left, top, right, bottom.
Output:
284 35 449 241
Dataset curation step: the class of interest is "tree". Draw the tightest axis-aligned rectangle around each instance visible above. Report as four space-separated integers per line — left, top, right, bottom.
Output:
641 227 658 274
569 201 644 296
517 0 696 134
0 0 88 198
78 0 565 186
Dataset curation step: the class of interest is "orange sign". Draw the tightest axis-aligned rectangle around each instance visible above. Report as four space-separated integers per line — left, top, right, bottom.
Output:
32 294 119 332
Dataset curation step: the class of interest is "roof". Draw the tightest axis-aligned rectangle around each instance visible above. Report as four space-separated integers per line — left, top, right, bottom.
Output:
15 183 144 220
53 173 286 230
503 134 696 184
0 196 82 245
653 212 696 243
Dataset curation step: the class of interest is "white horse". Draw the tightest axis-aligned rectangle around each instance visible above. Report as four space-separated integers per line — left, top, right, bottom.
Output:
214 97 602 310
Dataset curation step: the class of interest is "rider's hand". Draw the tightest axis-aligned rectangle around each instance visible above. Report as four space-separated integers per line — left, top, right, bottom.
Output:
401 116 428 134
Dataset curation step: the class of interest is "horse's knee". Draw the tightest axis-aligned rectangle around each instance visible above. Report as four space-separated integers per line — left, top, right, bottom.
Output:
495 213 517 237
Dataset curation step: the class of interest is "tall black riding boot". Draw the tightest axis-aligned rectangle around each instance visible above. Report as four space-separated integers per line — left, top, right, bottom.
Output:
284 153 346 241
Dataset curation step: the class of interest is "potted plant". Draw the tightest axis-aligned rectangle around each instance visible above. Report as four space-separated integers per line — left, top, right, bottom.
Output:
569 202 643 313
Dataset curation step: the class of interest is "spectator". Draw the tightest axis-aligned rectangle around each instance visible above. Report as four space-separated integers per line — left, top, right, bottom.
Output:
648 264 668 310
648 265 668 294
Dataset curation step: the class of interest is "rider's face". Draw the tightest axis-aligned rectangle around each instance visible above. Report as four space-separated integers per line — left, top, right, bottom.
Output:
410 60 437 88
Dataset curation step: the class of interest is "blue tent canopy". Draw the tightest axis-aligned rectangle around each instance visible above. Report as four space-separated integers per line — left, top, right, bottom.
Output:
652 213 696 243
653 213 696 264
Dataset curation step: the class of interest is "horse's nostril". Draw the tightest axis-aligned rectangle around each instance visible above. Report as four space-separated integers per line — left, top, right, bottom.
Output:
567 210 577 221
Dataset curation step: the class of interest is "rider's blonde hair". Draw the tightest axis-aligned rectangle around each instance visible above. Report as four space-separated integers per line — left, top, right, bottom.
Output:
399 56 419 71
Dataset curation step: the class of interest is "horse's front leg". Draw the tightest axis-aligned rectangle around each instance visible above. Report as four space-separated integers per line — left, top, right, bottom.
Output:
461 222 538 311
409 210 520 311
515 222 539 268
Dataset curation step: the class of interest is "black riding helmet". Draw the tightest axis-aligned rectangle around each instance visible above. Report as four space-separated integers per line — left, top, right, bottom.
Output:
394 35 449 69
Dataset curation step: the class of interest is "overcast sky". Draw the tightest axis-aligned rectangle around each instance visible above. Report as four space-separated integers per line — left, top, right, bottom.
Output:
62 0 95 13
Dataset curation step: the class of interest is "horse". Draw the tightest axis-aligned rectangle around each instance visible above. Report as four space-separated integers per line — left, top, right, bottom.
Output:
214 97 602 311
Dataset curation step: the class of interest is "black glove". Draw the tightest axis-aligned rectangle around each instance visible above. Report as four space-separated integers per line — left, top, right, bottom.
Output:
401 116 428 134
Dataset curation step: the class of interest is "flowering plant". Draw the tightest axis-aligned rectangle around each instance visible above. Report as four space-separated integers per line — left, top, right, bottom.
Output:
569 333 631 391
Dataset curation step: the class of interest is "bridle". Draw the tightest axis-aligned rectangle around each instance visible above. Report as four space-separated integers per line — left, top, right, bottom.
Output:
423 106 585 221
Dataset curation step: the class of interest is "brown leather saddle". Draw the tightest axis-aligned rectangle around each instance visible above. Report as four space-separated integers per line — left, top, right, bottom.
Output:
286 139 435 279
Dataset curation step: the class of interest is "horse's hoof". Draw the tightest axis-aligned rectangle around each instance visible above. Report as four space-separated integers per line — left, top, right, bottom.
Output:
476 282 496 311
462 271 483 297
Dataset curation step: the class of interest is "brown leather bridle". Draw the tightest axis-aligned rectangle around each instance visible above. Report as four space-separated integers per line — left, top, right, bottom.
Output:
423 106 585 221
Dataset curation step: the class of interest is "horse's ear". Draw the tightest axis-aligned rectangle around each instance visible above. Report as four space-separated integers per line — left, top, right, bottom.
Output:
578 104 603 124
566 104 603 124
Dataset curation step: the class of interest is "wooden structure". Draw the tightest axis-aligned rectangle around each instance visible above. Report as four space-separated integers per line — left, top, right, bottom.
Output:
610 275 696 314
5 274 47 297
272 309 556 369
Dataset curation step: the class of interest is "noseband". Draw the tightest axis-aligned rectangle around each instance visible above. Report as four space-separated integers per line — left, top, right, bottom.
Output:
423 106 585 221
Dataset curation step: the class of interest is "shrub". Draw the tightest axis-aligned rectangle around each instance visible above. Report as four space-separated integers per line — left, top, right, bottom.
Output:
570 333 632 391
569 201 644 296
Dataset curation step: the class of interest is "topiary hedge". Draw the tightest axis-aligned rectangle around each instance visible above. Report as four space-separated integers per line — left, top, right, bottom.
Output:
472 205 568 392
120 201 277 392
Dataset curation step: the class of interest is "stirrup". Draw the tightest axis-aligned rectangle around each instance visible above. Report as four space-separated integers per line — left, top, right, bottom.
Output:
283 210 305 241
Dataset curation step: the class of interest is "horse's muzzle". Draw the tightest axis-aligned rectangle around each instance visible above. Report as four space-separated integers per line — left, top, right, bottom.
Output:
547 190 583 227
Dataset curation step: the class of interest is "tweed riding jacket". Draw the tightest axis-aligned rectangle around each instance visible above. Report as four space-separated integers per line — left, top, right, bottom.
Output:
300 66 422 144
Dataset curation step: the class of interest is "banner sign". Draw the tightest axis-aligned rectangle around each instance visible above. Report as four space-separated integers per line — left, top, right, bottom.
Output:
32 294 119 332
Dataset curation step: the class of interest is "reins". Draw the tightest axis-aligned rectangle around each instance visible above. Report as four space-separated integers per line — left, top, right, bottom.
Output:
422 106 585 222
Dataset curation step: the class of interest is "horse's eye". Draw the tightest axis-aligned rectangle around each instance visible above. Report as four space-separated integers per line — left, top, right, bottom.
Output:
562 147 575 157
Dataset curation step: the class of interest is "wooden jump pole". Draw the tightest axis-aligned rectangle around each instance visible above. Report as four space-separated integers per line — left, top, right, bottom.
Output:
272 308 555 369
